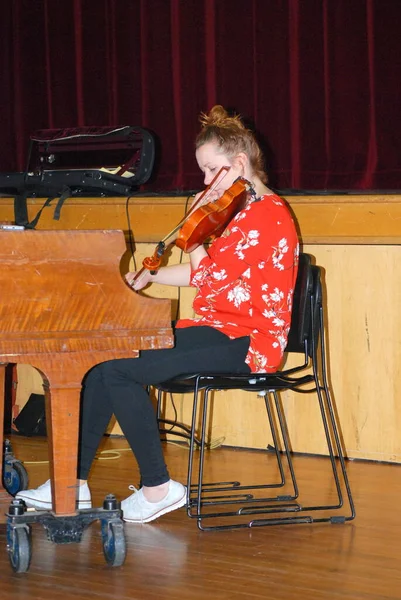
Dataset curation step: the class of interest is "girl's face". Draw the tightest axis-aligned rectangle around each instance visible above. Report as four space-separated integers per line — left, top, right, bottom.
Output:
195 142 244 197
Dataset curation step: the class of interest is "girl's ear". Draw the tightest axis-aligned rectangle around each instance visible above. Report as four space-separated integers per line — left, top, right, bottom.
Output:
232 152 248 173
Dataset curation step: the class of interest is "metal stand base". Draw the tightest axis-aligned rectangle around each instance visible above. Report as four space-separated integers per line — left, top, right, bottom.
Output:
6 495 127 572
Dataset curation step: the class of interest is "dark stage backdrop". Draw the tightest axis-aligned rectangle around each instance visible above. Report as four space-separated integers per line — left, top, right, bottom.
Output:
1 0 400 192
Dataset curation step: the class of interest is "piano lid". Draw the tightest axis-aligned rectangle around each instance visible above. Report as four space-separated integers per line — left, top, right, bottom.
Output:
0 229 173 358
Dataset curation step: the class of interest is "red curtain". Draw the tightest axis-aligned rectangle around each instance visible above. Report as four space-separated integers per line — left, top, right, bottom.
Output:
1 0 401 191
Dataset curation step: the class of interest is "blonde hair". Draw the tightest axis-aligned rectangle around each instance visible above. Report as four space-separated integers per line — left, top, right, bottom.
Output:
195 105 267 183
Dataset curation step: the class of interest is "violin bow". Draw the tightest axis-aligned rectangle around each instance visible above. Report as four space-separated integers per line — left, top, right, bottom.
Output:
131 165 230 283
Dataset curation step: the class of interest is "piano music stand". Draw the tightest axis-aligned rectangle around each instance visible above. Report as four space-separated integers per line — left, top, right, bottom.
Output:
0 229 173 571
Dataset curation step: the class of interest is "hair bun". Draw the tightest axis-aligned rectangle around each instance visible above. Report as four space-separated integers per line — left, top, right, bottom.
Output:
199 105 244 130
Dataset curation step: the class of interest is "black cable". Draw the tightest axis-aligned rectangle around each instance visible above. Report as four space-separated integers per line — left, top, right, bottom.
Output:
125 193 138 270
163 393 179 432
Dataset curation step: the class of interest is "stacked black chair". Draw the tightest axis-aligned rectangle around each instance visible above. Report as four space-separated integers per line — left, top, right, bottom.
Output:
155 253 355 530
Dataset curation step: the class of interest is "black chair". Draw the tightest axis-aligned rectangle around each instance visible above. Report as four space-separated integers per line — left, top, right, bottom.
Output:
155 253 355 530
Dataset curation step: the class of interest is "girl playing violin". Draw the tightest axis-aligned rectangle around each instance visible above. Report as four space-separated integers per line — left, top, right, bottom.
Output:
17 105 299 523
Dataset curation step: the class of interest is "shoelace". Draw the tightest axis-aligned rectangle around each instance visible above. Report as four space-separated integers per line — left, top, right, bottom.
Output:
126 485 169 506
124 484 142 506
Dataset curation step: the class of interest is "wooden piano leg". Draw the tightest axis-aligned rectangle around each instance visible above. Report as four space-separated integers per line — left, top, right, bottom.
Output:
44 382 81 516
0 363 13 511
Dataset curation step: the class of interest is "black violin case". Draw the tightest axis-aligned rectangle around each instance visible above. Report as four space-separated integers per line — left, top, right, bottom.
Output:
0 125 155 227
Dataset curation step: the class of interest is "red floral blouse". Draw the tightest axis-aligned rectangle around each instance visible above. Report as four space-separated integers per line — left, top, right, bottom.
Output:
176 193 299 373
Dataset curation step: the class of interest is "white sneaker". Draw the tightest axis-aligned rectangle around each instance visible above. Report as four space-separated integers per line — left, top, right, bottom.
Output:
15 479 92 510
121 480 186 523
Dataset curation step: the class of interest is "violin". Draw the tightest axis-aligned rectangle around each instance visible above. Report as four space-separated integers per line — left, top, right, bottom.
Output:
135 166 251 279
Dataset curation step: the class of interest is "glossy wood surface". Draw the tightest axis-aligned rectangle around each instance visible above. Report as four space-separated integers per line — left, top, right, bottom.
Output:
0 230 173 515
0 435 400 599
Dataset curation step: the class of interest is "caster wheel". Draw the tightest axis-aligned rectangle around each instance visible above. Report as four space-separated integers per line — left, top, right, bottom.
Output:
7 526 32 573
101 519 126 567
3 460 29 496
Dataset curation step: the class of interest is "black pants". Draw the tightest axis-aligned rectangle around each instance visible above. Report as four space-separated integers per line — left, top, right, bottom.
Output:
78 325 250 487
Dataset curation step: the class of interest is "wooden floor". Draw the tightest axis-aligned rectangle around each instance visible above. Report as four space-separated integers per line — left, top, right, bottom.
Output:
1 434 400 599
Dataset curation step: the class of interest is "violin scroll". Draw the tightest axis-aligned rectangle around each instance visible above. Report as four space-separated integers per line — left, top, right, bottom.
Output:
142 241 165 273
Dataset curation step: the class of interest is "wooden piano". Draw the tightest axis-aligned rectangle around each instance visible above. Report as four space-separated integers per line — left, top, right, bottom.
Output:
0 229 173 567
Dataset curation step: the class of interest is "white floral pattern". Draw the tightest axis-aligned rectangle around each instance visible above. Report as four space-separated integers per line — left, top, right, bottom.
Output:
176 193 299 373
227 282 251 308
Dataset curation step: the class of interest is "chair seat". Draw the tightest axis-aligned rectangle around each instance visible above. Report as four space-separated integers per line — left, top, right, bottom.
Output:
156 371 315 394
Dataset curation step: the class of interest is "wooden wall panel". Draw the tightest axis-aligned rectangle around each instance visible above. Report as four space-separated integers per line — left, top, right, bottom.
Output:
2 193 401 244
1 196 400 462
279 245 401 462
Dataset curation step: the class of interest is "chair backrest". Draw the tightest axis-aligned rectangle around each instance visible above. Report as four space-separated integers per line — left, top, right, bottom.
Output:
310 264 323 353
284 252 314 354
